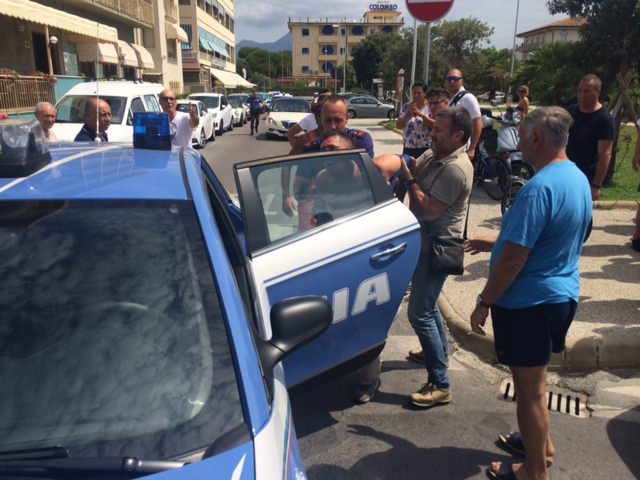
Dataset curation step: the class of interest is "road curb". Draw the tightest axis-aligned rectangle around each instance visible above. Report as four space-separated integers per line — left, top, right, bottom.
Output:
440 293 640 370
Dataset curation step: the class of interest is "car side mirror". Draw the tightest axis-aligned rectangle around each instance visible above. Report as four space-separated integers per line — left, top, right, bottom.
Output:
259 296 332 377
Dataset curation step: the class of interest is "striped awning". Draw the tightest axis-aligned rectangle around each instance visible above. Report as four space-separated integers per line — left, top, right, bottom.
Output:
130 43 154 69
76 42 119 64
0 0 118 42
210 68 255 88
165 21 188 43
117 41 139 67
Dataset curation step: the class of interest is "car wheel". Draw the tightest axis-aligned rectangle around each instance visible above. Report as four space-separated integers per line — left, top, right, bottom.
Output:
209 126 215 141
218 121 224 136
387 109 395 119
197 129 207 149
348 109 357 119
229 119 234 131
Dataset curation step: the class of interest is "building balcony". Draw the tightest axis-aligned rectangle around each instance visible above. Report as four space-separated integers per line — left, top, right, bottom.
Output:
53 0 154 28
520 41 546 53
0 75 55 114
164 0 178 22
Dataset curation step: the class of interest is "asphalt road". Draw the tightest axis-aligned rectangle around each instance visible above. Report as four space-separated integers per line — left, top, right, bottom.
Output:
202 119 640 480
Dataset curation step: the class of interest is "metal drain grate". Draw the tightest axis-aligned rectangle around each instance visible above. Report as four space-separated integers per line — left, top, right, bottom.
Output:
498 379 590 418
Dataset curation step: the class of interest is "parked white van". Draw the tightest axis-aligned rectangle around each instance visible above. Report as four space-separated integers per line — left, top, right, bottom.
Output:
52 81 164 142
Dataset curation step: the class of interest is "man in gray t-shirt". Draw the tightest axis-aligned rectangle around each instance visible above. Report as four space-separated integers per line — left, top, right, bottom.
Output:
396 106 473 408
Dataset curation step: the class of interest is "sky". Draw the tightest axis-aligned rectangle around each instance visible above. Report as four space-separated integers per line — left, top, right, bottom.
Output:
235 0 566 49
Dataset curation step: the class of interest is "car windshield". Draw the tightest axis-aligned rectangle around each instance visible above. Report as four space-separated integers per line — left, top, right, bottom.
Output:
190 96 219 109
0 200 244 460
228 97 243 108
55 95 127 125
272 99 310 113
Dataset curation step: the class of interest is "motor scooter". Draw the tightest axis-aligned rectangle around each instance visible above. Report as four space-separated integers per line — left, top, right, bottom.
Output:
489 100 535 181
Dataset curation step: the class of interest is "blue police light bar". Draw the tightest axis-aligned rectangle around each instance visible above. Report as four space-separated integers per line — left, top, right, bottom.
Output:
133 112 172 150
0 120 51 178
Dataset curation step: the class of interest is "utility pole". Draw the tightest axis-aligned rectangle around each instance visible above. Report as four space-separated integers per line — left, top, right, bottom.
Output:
508 0 521 98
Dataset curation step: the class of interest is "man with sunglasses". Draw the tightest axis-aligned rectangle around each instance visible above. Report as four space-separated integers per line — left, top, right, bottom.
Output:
445 69 482 162
159 88 199 149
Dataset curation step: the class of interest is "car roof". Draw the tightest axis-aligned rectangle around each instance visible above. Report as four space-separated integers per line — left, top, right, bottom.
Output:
0 143 192 201
64 81 164 96
189 93 223 98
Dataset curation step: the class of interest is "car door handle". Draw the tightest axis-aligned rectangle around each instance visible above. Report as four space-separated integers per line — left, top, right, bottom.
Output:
370 243 407 261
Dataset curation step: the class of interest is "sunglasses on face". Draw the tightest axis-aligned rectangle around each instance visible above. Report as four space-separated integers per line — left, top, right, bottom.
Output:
160 96 176 101
446 76 462 82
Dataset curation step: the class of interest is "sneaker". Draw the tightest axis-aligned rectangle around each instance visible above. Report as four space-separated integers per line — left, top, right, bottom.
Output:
410 383 452 408
407 347 424 363
353 379 380 404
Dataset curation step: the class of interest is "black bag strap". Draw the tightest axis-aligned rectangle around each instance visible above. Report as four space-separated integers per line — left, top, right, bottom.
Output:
449 90 468 106
421 160 472 240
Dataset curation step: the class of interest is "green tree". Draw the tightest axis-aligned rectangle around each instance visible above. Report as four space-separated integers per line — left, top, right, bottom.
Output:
547 0 640 80
350 34 386 90
430 18 494 73
514 42 583 105
237 47 292 82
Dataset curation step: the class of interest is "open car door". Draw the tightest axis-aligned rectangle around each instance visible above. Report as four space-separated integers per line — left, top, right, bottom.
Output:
234 150 420 386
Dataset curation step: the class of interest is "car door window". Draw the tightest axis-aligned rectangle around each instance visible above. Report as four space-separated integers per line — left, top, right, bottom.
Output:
127 97 146 126
239 152 377 248
143 94 161 112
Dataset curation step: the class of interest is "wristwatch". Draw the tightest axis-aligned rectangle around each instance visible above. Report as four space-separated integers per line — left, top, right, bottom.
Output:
476 294 493 309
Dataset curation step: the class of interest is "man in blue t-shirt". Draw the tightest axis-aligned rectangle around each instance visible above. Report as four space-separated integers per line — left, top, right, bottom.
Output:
465 107 592 480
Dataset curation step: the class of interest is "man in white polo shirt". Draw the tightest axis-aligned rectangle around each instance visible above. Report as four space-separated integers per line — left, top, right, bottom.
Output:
446 68 482 161
159 88 199 149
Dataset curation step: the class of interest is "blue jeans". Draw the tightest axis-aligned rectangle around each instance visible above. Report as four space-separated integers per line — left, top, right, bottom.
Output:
408 252 450 389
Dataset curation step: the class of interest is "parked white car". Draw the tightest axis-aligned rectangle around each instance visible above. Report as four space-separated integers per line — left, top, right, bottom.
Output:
176 100 215 148
52 81 164 142
228 93 248 126
265 97 310 140
187 93 233 135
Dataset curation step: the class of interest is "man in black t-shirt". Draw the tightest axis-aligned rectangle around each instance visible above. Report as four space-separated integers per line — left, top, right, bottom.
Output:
565 74 615 200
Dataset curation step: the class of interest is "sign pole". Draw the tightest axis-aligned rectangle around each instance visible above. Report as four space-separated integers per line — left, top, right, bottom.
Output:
423 22 431 86
410 17 417 86
405 0 454 85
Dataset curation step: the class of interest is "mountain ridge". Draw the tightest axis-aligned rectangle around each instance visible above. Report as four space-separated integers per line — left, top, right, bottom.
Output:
237 32 292 52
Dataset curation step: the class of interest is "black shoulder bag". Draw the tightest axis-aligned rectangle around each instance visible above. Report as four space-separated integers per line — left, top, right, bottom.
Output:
426 165 471 276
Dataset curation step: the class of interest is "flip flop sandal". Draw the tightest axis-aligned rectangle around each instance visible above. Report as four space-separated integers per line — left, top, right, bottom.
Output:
486 462 516 480
497 432 554 466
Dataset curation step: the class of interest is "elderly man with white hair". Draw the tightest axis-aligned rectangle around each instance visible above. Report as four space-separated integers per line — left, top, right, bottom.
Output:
35 102 58 141
466 107 592 480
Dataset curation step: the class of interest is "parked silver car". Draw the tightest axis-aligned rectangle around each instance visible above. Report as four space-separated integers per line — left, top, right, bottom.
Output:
346 95 395 119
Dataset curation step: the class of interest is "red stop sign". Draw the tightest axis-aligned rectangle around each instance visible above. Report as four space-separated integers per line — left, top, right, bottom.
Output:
405 0 455 22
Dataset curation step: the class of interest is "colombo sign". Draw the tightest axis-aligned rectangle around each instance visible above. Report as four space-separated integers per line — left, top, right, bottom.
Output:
405 0 454 22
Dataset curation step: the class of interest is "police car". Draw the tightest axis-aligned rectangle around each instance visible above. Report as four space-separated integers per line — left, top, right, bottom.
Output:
0 117 420 479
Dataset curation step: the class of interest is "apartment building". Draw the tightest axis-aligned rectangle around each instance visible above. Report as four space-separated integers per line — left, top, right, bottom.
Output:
179 0 251 93
288 4 403 87
517 17 586 61
0 0 187 90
